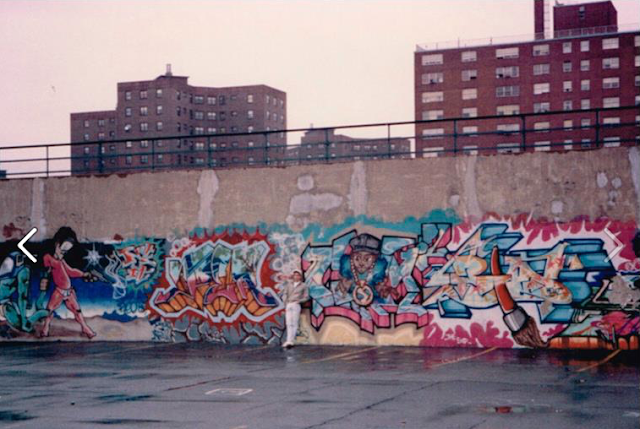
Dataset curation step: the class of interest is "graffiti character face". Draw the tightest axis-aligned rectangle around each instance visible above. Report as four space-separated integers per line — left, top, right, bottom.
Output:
352 251 377 274
292 271 303 283
55 240 74 259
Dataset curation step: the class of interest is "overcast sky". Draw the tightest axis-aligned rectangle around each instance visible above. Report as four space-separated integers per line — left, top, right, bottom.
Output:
0 0 638 173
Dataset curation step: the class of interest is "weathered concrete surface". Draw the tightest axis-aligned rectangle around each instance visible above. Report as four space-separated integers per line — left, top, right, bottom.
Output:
0 342 637 429
0 148 637 239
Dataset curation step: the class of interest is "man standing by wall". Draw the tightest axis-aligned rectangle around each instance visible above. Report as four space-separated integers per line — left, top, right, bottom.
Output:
281 270 308 349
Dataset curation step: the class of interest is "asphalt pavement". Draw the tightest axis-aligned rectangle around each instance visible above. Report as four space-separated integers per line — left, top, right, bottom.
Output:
0 342 638 429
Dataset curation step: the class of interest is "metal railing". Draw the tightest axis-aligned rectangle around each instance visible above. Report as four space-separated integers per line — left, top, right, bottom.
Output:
0 105 638 179
415 23 639 51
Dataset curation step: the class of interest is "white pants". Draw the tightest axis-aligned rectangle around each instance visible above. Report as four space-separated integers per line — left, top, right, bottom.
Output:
285 302 301 344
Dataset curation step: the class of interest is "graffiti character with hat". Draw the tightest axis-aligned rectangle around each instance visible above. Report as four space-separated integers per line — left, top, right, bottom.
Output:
336 233 388 306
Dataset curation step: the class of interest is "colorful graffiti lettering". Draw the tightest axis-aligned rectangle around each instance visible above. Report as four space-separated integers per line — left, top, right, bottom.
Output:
150 230 282 324
1 214 638 349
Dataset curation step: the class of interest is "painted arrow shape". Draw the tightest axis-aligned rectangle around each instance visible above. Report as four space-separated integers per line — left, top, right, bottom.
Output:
18 227 38 263
604 227 623 263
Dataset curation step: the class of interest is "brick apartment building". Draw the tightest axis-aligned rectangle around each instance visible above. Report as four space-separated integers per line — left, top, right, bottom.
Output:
284 129 412 165
414 0 640 156
70 66 286 174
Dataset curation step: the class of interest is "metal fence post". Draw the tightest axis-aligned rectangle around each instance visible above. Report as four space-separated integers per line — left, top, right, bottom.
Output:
520 114 526 152
324 128 330 163
595 109 600 148
453 119 458 155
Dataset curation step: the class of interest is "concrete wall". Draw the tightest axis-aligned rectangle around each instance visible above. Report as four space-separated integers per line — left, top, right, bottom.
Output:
1 148 639 349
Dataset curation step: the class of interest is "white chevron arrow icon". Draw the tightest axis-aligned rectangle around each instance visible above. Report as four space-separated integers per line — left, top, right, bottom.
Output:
604 228 623 263
18 227 38 263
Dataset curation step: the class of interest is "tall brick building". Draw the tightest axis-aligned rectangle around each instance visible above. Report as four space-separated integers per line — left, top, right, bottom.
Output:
70 66 286 174
414 0 639 156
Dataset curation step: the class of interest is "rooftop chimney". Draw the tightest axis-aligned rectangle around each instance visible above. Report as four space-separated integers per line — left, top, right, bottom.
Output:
534 0 545 39
166 64 173 76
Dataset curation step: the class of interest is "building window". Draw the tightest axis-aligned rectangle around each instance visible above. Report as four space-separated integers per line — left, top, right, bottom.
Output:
195 127 204 135
266 111 270 121
581 99 590 110
563 100 573 111
125 107 132 117
125 140 132 148
562 61 572 72
125 91 132 101
603 117 620 126
496 85 520 97
247 94 254 103
422 72 444 84
497 143 520 154
495 66 519 78
155 88 162 98
141 155 148 164
461 69 477 81
533 64 550 75
533 102 550 113
422 110 444 120
562 42 572 53
139 140 149 148
98 119 105 127
602 77 620 89
248 126 254 133
219 95 226 105
124 124 132 133
82 120 89 128
602 57 619 69
195 111 204 120
563 120 573 130
496 47 518 59
497 105 519 115
140 106 148 116
140 122 148 131
636 95 640 106
581 79 590 91
636 56 640 67
462 88 477 100
156 154 163 163
497 123 519 134
422 128 444 139
581 119 591 129
422 91 444 103
248 141 254 147
636 75 640 87
462 126 478 136
206 96 216 105
532 44 549 56
602 38 619 50
98 132 105 140
602 97 619 108
636 35 640 47
461 51 476 62
563 81 572 92
83 146 90 154
156 105 163 115
139 90 147 99
422 54 443 65
206 127 216 134
580 60 590 71
580 40 589 52
462 107 477 118
83 133 90 141
247 110 254 119
194 95 204 104
156 121 163 131
533 83 550 95
534 121 550 132
206 112 216 120
195 142 205 151
125 155 132 165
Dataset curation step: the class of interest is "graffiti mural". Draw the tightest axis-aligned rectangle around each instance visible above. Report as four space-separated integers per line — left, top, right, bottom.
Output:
0 213 638 349
0 228 163 340
148 229 284 344
302 217 640 350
